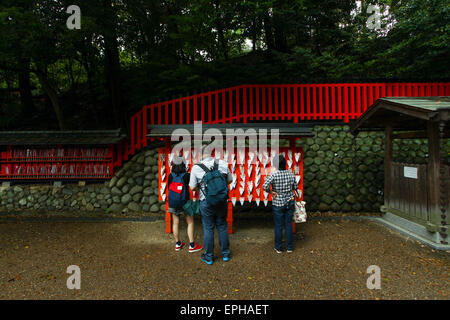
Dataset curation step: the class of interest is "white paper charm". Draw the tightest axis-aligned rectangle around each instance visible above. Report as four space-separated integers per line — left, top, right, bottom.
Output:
255 199 260 206
247 195 252 202
240 198 245 205
249 152 255 163
192 150 198 161
263 191 269 199
295 175 301 184
255 188 260 197
231 197 237 206
161 194 166 201
247 165 253 176
264 199 268 206
239 151 245 164
239 186 245 196
295 152 301 162
287 160 293 168
258 153 264 163
247 181 253 194
183 151 190 162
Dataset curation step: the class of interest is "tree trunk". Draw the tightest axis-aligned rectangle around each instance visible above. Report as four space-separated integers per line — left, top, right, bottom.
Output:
18 59 35 113
263 11 275 51
103 0 125 129
214 0 228 60
273 5 287 52
36 71 67 130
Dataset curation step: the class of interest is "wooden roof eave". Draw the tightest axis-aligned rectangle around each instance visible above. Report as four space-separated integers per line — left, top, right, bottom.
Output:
350 99 437 135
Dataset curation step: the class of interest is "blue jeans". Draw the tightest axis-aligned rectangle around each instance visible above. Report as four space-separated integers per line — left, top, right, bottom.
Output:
273 200 294 251
199 200 230 261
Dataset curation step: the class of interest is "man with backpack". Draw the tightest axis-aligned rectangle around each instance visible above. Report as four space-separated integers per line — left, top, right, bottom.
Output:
189 147 232 265
168 156 203 253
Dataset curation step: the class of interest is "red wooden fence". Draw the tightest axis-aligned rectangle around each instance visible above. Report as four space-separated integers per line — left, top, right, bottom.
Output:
0 146 115 180
127 82 450 158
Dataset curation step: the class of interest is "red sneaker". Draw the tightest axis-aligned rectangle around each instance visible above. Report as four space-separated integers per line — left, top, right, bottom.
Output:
189 243 203 253
175 242 186 251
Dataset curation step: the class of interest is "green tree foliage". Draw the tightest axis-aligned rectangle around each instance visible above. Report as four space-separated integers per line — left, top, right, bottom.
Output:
0 0 448 130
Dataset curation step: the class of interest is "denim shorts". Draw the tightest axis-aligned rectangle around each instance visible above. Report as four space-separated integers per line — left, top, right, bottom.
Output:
168 207 185 216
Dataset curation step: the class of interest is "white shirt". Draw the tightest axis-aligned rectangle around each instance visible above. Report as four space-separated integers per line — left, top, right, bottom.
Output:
189 156 232 201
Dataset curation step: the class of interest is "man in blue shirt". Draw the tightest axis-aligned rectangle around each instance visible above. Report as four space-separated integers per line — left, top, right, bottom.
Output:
189 148 233 265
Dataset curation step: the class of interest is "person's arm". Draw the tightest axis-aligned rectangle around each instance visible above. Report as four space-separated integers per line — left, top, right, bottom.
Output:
291 173 297 191
219 160 232 184
226 167 232 184
262 173 277 198
189 166 199 191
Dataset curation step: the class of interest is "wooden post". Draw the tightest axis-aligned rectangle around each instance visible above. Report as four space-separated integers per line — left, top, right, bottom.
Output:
227 200 234 234
384 124 393 208
289 137 297 234
438 120 449 241
165 138 173 234
427 121 441 229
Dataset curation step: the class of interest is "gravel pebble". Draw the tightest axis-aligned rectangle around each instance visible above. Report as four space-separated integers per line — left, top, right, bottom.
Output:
0 219 448 300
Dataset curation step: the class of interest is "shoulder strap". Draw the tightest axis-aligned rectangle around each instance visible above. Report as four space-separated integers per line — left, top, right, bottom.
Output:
196 163 210 173
213 159 219 171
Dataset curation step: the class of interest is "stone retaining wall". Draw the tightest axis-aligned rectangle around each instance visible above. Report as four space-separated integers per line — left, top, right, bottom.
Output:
1 125 449 216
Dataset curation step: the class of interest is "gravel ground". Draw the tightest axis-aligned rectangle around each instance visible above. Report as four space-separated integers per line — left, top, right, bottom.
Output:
0 217 448 300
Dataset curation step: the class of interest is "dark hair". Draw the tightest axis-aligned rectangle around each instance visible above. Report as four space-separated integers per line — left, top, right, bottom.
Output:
171 156 187 174
171 162 187 174
275 155 287 171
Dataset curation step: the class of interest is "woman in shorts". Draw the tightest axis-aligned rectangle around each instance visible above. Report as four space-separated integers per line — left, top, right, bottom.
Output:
168 156 203 253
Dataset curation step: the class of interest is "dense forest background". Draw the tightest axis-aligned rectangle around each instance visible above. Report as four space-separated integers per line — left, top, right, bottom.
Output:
0 0 449 131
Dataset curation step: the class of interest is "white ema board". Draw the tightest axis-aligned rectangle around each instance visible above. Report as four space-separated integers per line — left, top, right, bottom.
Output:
403 166 418 179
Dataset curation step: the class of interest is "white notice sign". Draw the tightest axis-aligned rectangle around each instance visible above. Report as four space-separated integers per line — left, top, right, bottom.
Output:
403 166 418 179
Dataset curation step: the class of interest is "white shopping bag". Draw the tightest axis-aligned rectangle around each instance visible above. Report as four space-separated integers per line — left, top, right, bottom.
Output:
293 190 307 223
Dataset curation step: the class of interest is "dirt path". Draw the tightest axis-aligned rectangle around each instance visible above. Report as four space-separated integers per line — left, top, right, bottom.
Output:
0 218 448 299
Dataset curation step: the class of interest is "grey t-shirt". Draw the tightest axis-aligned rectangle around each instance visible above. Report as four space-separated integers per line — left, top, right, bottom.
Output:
189 156 232 201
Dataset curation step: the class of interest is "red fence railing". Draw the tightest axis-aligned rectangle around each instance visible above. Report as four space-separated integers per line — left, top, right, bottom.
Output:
127 82 450 157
